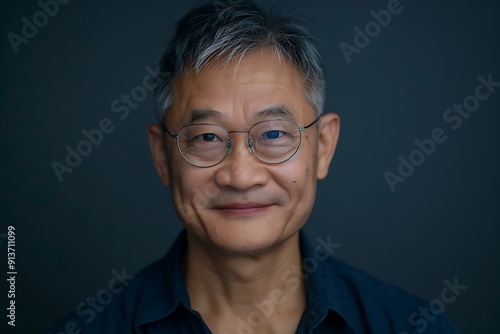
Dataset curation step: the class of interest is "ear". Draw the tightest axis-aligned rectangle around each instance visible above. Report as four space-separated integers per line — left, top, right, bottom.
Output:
147 124 170 187
316 113 340 180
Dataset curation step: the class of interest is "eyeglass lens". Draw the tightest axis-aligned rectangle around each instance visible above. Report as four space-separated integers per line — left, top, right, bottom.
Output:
176 120 301 166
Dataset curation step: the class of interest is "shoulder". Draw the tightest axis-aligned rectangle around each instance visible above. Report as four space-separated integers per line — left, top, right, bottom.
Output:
47 257 172 334
317 257 459 333
325 257 420 307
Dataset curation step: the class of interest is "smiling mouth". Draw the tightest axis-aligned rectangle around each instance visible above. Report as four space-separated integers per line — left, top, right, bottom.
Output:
214 202 272 216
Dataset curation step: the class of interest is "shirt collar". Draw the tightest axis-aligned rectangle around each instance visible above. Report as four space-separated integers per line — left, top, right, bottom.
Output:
134 229 359 333
298 230 359 333
134 229 191 329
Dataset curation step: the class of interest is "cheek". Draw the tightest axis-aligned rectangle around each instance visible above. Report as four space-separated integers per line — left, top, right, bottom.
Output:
273 159 316 229
167 154 196 209
172 168 216 215
277 158 315 199
284 142 318 202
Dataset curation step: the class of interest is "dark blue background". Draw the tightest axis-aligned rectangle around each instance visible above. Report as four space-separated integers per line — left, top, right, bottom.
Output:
1 0 499 333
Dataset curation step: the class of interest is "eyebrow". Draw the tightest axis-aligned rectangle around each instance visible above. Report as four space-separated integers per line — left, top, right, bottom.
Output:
187 104 296 124
187 109 223 123
255 105 296 120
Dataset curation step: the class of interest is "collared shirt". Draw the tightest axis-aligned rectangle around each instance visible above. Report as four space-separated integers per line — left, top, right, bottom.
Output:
48 230 459 333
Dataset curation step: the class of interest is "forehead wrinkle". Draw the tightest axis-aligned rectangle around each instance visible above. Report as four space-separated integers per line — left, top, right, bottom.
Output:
188 108 224 124
172 50 308 128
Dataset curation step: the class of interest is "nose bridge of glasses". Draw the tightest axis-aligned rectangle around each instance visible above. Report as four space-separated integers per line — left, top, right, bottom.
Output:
224 129 255 158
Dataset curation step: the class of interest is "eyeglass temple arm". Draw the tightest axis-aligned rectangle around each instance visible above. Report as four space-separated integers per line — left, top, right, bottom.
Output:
299 116 321 131
160 123 178 139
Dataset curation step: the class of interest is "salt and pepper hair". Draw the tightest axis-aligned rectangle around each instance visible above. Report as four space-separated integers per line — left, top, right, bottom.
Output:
154 0 325 122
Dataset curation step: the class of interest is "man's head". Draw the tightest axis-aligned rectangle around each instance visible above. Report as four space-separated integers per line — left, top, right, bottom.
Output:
154 0 326 121
148 0 340 255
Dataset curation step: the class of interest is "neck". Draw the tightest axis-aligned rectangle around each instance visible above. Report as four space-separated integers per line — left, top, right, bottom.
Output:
184 231 306 333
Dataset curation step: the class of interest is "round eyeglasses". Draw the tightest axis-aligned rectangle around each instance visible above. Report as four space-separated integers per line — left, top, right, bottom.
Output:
161 117 321 167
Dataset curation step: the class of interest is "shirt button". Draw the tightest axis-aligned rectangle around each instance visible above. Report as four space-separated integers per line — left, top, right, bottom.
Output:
310 308 317 318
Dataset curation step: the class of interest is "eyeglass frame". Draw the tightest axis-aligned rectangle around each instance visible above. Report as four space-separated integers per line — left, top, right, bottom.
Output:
161 116 321 168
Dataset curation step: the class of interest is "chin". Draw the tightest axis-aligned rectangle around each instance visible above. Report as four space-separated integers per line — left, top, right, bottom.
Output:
202 218 292 256
217 243 271 256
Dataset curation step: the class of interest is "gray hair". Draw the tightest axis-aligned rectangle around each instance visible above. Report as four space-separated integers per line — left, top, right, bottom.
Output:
154 0 325 122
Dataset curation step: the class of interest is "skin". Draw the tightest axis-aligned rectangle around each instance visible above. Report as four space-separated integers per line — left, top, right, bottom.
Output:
148 48 340 333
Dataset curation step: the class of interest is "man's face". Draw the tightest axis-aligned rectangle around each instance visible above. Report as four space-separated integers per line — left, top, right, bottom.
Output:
149 48 339 255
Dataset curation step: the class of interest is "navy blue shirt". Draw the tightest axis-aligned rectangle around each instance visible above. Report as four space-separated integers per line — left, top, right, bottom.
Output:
49 230 459 333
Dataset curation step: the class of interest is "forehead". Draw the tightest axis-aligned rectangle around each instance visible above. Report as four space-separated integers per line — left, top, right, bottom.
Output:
169 48 313 124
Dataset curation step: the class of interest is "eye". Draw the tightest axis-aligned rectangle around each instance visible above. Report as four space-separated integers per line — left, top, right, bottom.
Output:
261 130 284 139
197 133 219 142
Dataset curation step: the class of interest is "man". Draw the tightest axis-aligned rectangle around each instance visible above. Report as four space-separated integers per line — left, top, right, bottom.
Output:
50 1 459 333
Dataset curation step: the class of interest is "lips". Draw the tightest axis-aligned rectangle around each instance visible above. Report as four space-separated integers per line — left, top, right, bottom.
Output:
217 202 270 209
214 202 272 215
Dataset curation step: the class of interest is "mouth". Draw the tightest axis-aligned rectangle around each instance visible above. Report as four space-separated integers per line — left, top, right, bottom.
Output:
214 202 272 216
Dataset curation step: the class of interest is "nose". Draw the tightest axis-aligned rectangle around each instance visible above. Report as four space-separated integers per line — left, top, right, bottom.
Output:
214 132 267 191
